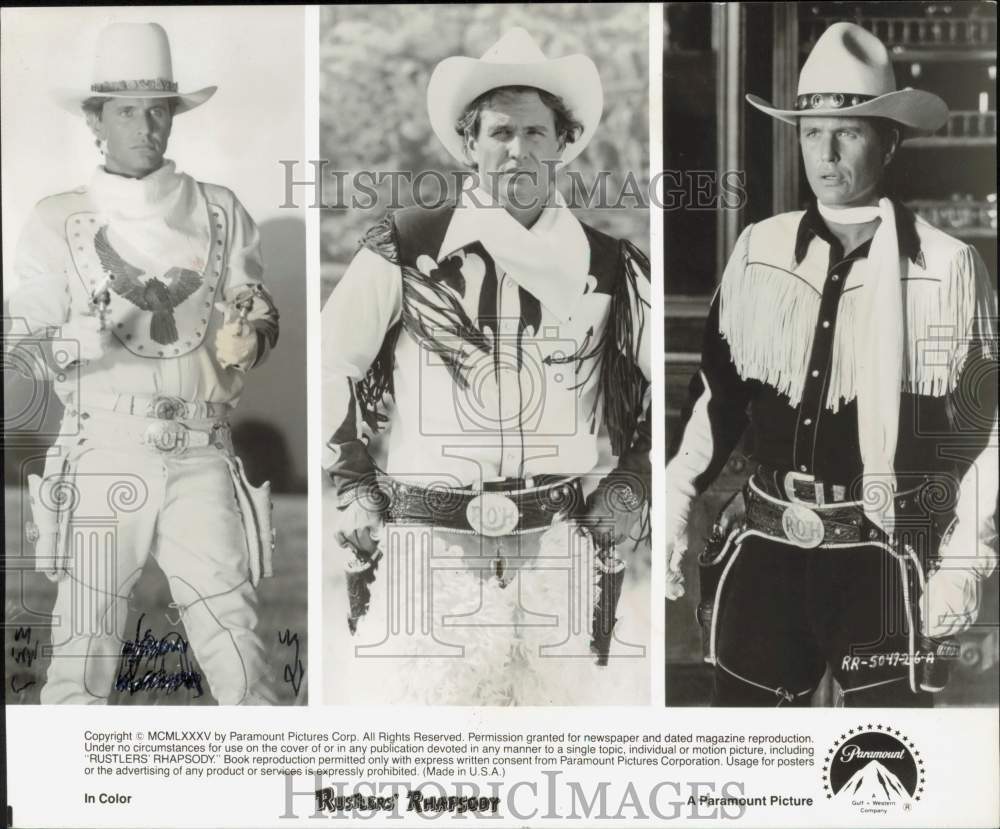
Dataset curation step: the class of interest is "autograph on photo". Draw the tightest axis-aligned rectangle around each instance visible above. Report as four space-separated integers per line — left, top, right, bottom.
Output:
114 613 204 696
279 628 305 696
9 625 39 695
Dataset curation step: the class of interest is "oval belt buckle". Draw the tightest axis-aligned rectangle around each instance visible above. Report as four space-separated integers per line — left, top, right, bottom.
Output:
781 504 824 548
466 492 520 537
148 395 186 420
144 420 189 454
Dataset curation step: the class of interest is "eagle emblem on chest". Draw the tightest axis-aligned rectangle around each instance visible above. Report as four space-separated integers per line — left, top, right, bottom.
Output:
94 226 203 345
66 206 227 359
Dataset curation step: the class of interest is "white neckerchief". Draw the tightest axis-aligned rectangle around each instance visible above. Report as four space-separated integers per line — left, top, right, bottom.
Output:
438 187 589 322
90 160 210 278
818 198 903 533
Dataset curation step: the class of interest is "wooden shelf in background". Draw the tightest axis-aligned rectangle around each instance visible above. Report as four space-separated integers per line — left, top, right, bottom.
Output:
890 47 997 63
905 136 997 148
797 47 997 62
952 227 997 240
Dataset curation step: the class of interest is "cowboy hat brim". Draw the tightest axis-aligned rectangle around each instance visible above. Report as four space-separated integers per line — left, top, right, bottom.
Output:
746 88 948 134
427 55 603 166
53 85 217 117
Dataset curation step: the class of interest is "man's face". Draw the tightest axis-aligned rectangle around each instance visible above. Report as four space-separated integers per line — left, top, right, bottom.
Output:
89 97 173 178
465 89 564 214
799 116 892 208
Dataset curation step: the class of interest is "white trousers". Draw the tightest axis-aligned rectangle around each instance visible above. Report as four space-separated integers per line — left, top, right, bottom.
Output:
341 521 647 705
39 413 274 705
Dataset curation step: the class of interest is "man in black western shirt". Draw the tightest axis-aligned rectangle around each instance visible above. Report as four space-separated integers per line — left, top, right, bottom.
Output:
665 23 997 706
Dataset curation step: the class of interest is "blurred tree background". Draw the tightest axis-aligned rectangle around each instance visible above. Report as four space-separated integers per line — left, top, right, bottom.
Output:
319 3 650 295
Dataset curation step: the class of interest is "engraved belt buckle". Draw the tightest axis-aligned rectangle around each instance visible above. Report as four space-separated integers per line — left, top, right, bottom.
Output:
783 469 825 506
147 395 188 420
144 420 189 454
781 504 825 548
466 492 520 537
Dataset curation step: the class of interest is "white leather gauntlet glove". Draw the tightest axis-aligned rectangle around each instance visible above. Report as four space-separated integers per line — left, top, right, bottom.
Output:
214 316 258 372
665 534 690 600
664 490 692 600
922 567 981 639
921 509 996 639
58 313 112 365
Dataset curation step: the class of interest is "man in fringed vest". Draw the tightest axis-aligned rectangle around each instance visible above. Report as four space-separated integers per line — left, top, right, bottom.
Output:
666 22 998 707
7 23 280 704
322 29 651 704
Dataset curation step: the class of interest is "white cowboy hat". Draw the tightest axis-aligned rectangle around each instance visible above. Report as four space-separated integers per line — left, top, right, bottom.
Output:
427 28 603 166
53 22 216 116
746 22 947 133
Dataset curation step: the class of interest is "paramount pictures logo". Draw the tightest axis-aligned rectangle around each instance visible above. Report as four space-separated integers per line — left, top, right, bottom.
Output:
822 726 925 815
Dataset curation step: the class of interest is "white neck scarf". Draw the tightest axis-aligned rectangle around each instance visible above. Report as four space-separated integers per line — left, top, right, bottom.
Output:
818 198 903 533
90 160 210 279
439 188 589 322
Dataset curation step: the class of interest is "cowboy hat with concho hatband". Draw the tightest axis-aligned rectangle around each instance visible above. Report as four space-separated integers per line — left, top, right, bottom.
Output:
427 27 604 166
53 22 216 116
747 21 948 135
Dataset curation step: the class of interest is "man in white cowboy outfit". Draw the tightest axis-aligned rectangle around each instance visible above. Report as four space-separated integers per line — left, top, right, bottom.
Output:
666 22 998 706
322 29 650 704
7 22 279 704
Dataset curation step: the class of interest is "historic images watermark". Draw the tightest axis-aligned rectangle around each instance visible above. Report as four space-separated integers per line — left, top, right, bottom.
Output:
3 316 83 441
329 314 648 663
340 468 647 663
281 773 799 821
278 160 746 212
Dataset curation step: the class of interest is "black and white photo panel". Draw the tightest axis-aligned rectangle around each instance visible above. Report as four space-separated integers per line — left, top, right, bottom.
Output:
318 4 653 706
2 5 308 706
664 1 998 710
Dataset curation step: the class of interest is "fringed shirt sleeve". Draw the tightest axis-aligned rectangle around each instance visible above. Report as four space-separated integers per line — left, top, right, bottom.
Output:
939 244 998 580
321 245 402 499
6 199 73 375
220 194 279 369
665 225 755 549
